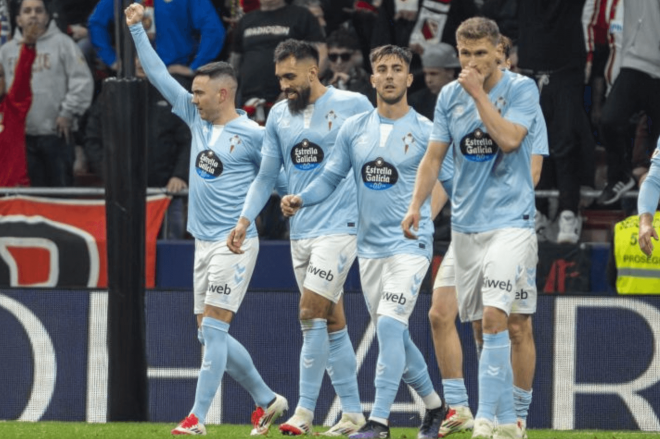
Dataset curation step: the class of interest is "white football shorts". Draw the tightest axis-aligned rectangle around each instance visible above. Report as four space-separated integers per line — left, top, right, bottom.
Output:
359 253 430 325
193 236 259 314
291 234 357 303
452 228 537 322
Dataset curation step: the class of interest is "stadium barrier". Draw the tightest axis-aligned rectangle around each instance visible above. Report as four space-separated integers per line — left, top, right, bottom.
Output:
1 289 659 431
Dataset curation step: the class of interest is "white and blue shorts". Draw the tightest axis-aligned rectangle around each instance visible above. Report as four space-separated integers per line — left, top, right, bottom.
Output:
359 253 430 325
291 234 357 303
193 236 259 315
452 228 538 322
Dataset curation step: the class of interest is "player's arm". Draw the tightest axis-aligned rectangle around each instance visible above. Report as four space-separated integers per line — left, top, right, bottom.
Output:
402 140 449 239
228 154 282 253
281 125 353 216
531 154 543 187
125 3 187 107
637 148 660 256
459 67 531 153
431 181 448 220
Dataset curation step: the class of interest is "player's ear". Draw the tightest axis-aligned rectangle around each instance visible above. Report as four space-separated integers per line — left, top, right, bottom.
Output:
407 72 413 88
370 74 376 88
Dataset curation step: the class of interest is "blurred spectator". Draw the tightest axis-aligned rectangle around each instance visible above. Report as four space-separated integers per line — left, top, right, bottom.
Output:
88 0 224 86
293 0 326 37
84 58 191 238
0 0 93 187
597 1 660 206
0 20 38 188
0 0 11 45
319 28 374 104
230 0 325 112
517 0 595 244
372 0 478 54
49 0 101 69
408 42 458 120
480 0 519 42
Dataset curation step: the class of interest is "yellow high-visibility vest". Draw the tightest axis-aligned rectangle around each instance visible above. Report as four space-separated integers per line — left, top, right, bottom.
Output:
614 212 660 294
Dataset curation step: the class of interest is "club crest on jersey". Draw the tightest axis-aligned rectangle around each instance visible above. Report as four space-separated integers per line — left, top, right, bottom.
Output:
326 110 337 131
495 96 507 114
291 138 324 170
402 132 414 154
195 150 223 179
460 128 498 162
229 134 242 153
361 157 399 190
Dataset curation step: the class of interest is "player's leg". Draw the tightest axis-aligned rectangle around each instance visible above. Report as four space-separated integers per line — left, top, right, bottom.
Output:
428 244 474 436
507 233 538 438
324 294 366 436
470 229 532 439
351 255 446 439
174 238 254 435
281 235 356 436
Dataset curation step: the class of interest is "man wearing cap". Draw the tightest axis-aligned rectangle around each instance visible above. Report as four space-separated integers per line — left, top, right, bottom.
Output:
408 43 460 120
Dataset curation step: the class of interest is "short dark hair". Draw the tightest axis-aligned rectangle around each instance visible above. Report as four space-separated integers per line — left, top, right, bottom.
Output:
326 28 360 51
194 61 237 82
274 39 319 65
456 17 500 47
369 45 412 68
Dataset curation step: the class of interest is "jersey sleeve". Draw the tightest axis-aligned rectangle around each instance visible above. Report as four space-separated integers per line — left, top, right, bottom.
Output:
638 142 660 216
430 87 452 143
505 78 539 132
531 107 549 156
262 110 284 160
299 119 354 206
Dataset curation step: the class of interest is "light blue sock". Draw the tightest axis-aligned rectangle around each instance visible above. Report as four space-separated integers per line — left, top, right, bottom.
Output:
191 317 229 424
299 318 329 412
328 328 362 414
225 334 276 408
372 316 406 420
443 379 469 407
401 329 440 407
513 386 533 421
477 331 515 424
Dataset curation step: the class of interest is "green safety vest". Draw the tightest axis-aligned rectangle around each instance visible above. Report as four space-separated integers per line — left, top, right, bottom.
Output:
614 212 660 294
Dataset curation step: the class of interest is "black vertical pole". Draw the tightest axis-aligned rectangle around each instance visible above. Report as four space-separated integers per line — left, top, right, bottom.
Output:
103 76 148 421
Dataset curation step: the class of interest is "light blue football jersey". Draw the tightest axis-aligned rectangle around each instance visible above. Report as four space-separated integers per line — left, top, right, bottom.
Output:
130 23 263 242
638 138 660 215
431 69 539 233
262 87 373 240
439 105 548 199
301 108 434 261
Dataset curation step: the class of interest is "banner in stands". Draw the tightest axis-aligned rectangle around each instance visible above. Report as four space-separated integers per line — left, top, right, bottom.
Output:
0 196 170 288
1 290 659 431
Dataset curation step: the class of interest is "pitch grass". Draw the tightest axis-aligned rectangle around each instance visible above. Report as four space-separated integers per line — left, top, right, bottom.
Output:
0 422 658 439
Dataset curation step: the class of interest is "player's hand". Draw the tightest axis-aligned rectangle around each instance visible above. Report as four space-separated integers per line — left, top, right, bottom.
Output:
56 116 71 144
125 3 145 27
401 208 420 240
458 66 485 98
21 21 40 46
638 214 659 257
166 176 187 193
227 217 250 254
281 194 302 217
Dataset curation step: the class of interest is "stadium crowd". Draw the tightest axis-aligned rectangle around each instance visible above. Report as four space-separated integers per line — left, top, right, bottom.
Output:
0 0 658 245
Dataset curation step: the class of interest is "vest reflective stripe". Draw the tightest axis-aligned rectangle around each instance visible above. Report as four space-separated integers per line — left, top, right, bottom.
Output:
614 212 660 294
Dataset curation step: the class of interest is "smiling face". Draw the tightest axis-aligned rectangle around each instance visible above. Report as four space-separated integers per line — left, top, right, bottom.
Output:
457 37 502 81
275 55 315 114
370 54 413 106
